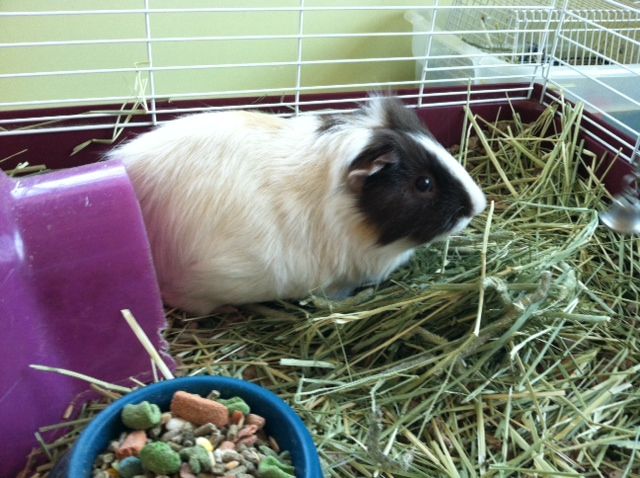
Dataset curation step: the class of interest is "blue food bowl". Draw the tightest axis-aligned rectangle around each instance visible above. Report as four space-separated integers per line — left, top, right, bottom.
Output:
51 376 324 477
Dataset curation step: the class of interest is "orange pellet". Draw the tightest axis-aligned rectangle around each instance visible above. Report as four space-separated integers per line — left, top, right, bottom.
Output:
230 410 245 426
170 391 229 427
115 430 147 459
218 440 236 450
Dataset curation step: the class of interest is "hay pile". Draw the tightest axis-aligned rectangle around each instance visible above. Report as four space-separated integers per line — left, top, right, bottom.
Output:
25 101 640 477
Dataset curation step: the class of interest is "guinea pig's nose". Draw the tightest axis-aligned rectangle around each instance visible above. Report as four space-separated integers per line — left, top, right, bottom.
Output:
472 189 487 216
462 179 486 218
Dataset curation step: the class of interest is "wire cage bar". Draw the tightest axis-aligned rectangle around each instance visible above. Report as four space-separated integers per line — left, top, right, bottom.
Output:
445 0 640 65
0 1 638 165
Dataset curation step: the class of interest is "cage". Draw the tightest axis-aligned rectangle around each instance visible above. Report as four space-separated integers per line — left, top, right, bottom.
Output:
407 0 640 152
1 1 640 477
445 0 640 65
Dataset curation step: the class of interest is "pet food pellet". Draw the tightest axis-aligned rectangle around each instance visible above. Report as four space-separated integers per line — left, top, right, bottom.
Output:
259 445 278 457
116 456 144 478
269 436 281 452
148 424 162 439
230 410 245 426
258 456 296 478
194 422 218 437
218 440 236 450
241 449 262 464
225 460 240 470
160 428 181 442
165 417 189 431
237 424 258 440
216 396 250 415
105 468 119 478
195 436 213 452
171 391 229 427
116 430 147 459
206 390 221 400
182 433 196 447
227 423 239 440
212 463 228 474
210 429 224 446
245 414 266 430
139 442 182 475
226 465 248 476
219 449 244 463
178 462 196 478
281 450 291 460
121 401 162 430
179 445 212 474
167 441 183 453
237 434 258 448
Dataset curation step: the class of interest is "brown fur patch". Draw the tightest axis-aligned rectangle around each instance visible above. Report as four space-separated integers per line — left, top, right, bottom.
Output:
238 111 285 130
352 216 380 244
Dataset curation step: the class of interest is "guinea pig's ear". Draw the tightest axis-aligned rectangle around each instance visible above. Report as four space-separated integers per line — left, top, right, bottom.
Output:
347 152 397 193
364 95 427 134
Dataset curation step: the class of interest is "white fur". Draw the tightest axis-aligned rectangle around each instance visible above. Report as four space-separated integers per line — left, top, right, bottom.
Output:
111 108 410 314
110 100 484 315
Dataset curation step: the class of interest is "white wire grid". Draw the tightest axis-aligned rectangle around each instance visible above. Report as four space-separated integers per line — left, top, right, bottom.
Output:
539 4 640 165
0 1 639 165
446 0 640 65
0 4 553 116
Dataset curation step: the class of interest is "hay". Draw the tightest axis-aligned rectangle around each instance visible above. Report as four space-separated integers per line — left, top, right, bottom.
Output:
22 100 640 477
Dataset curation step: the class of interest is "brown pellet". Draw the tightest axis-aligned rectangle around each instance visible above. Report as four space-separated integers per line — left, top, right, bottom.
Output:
171 391 229 427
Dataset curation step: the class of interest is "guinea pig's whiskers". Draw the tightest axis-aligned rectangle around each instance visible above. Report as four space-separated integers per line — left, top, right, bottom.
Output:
446 207 465 231
443 216 457 234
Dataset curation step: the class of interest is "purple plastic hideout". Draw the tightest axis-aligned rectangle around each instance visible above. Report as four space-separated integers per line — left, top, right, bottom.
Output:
0 160 172 477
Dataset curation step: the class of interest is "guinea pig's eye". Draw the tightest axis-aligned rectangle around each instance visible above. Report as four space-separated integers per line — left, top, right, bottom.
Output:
415 176 434 193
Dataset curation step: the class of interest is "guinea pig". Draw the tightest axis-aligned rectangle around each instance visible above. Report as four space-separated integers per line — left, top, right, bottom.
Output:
109 96 486 315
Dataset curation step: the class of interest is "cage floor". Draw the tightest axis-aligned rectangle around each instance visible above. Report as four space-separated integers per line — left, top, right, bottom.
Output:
6 88 640 477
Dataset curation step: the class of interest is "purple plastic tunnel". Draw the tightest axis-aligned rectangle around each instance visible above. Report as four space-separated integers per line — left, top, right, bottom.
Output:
0 160 173 477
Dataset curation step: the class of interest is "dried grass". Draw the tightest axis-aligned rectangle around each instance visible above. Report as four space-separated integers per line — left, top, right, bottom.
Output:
22 100 640 478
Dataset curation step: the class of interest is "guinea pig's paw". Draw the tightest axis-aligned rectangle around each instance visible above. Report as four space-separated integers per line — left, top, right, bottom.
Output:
209 304 241 315
308 286 377 310
162 290 219 317
322 285 356 302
